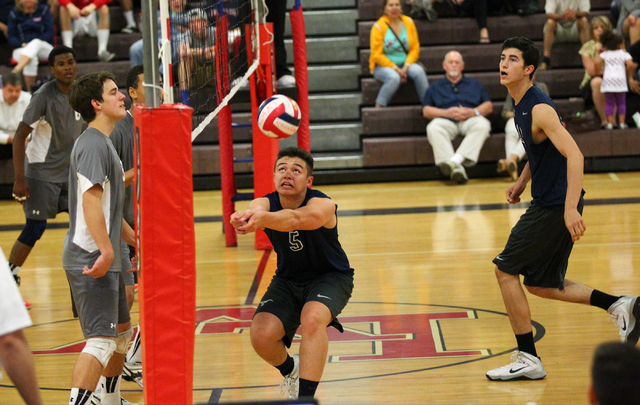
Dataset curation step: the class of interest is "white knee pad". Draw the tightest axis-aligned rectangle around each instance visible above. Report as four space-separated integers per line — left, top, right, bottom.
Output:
82 338 116 368
115 328 134 354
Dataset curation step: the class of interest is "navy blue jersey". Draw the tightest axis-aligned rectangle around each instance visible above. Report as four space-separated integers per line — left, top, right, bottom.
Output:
263 188 354 283
514 86 585 208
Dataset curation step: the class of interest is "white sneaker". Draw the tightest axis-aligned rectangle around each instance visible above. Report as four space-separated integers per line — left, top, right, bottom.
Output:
277 354 299 399
450 163 468 184
122 362 143 387
98 50 116 62
91 393 138 405
276 74 296 88
608 296 640 345
439 160 455 177
486 351 546 381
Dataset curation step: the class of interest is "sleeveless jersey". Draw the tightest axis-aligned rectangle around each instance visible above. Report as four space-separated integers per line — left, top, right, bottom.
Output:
264 188 354 283
514 86 584 208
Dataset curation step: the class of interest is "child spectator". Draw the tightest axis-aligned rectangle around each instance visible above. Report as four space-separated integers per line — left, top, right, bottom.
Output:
8 0 54 91
596 31 634 129
58 0 115 62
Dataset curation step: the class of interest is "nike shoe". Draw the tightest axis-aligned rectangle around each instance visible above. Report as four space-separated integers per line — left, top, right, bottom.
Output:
122 362 143 387
90 394 138 405
608 296 640 345
277 354 299 399
486 351 546 381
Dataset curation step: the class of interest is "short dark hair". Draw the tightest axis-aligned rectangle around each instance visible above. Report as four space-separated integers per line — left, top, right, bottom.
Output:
502 37 540 79
1 72 22 87
126 64 144 99
592 342 640 405
69 72 117 123
276 147 314 176
48 46 76 67
600 30 624 52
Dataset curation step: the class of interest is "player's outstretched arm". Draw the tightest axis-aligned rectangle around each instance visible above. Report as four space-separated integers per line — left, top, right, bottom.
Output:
532 103 586 242
230 198 269 234
82 185 114 278
235 197 336 234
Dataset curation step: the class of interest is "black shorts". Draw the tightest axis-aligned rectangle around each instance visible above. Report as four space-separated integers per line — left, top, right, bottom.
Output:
492 204 583 289
254 272 354 348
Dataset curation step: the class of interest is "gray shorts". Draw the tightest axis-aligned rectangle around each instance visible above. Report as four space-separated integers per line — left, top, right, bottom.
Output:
23 177 68 220
65 270 130 338
254 272 354 348
120 242 134 286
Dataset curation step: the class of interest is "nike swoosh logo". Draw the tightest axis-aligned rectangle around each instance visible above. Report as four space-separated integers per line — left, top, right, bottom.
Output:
509 366 527 373
317 294 332 300
522 112 528 115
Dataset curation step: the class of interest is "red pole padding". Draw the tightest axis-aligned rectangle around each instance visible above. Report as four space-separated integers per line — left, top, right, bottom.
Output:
218 104 237 247
289 6 310 152
134 104 196 405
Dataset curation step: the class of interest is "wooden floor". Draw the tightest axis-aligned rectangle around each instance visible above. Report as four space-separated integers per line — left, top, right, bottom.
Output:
2 172 640 405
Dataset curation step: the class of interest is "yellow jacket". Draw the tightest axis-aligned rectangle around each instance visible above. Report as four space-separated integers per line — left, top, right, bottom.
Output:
369 14 420 73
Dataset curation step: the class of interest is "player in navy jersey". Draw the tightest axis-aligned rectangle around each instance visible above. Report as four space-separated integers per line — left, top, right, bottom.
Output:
486 37 640 382
230 147 354 400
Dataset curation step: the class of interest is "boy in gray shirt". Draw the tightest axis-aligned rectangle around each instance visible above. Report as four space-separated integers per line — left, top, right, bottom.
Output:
8 46 84 308
65 71 136 405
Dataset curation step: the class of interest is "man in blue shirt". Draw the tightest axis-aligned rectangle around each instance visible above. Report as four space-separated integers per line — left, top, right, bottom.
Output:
422 51 493 184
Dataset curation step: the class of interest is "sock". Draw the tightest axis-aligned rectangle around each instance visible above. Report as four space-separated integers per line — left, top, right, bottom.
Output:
8 263 21 276
181 89 190 106
69 388 93 405
515 332 537 358
275 355 294 377
124 10 136 27
126 326 142 363
101 375 121 405
97 29 109 54
62 31 73 48
591 290 621 311
543 56 551 67
298 378 319 398
450 153 465 165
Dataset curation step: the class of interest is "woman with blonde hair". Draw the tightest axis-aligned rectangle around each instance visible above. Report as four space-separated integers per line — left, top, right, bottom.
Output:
369 0 429 107
7 0 54 91
579 15 613 128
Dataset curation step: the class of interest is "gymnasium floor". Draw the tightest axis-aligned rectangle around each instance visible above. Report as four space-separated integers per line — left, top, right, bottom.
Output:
1 172 639 404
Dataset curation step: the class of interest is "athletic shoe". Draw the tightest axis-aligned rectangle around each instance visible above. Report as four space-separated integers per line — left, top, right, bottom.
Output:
276 74 296 88
277 354 299 399
439 160 455 178
122 362 143 387
486 351 546 381
450 163 468 184
24 301 31 309
121 25 139 34
98 50 116 62
90 393 138 405
608 296 640 345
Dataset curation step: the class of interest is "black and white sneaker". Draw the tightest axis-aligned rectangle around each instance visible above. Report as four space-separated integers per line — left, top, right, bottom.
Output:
122 362 143 387
608 296 640 345
486 351 546 381
121 26 139 34
277 354 299 399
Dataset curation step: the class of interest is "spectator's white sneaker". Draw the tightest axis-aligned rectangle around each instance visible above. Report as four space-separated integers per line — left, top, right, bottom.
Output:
439 160 455 177
486 351 546 381
99 50 116 62
277 354 299 399
608 296 640 345
121 25 139 34
276 74 296 88
450 163 468 184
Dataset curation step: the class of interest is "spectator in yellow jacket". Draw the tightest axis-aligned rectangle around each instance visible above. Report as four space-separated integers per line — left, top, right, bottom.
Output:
369 0 429 107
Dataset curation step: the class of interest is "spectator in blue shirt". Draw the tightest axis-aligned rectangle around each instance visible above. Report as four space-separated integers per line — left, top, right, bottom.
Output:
8 0 54 91
422 51 492 184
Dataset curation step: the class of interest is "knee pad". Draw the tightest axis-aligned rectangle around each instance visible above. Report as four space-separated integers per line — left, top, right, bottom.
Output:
115 328 134 354
17 219 47 247
81 338 116 368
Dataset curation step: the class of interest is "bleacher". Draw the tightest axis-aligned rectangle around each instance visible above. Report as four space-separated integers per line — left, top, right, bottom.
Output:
356 0 640 176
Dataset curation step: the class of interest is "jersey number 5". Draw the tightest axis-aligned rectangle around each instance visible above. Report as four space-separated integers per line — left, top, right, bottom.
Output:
289 231 304 252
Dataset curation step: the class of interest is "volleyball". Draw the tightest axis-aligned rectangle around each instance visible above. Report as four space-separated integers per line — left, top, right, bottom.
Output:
257 95 301 139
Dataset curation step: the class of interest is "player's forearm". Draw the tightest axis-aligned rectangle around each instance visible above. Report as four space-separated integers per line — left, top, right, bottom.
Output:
83 193 114 260
122 219 135 246
12 124 31 179
124 168 134 187
565 151 584 210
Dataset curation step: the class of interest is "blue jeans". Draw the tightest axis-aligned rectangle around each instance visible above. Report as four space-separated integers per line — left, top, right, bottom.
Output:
373 63 429 106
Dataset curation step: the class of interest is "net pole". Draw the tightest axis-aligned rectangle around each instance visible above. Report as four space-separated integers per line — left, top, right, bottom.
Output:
158 0 173 103
141 0 161 107
290 0 310 152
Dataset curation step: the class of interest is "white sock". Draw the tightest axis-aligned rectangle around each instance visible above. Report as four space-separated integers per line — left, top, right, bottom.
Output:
124 10 136 27
95 376 104 394
450 153 465 165
62 31 73 48
97 29 109 54
8 263 21 276
69 388 92 405
101 375 121 405
126 326 142 363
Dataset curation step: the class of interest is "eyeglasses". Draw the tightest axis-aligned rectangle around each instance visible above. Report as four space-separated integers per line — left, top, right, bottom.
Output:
452 83 459 93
